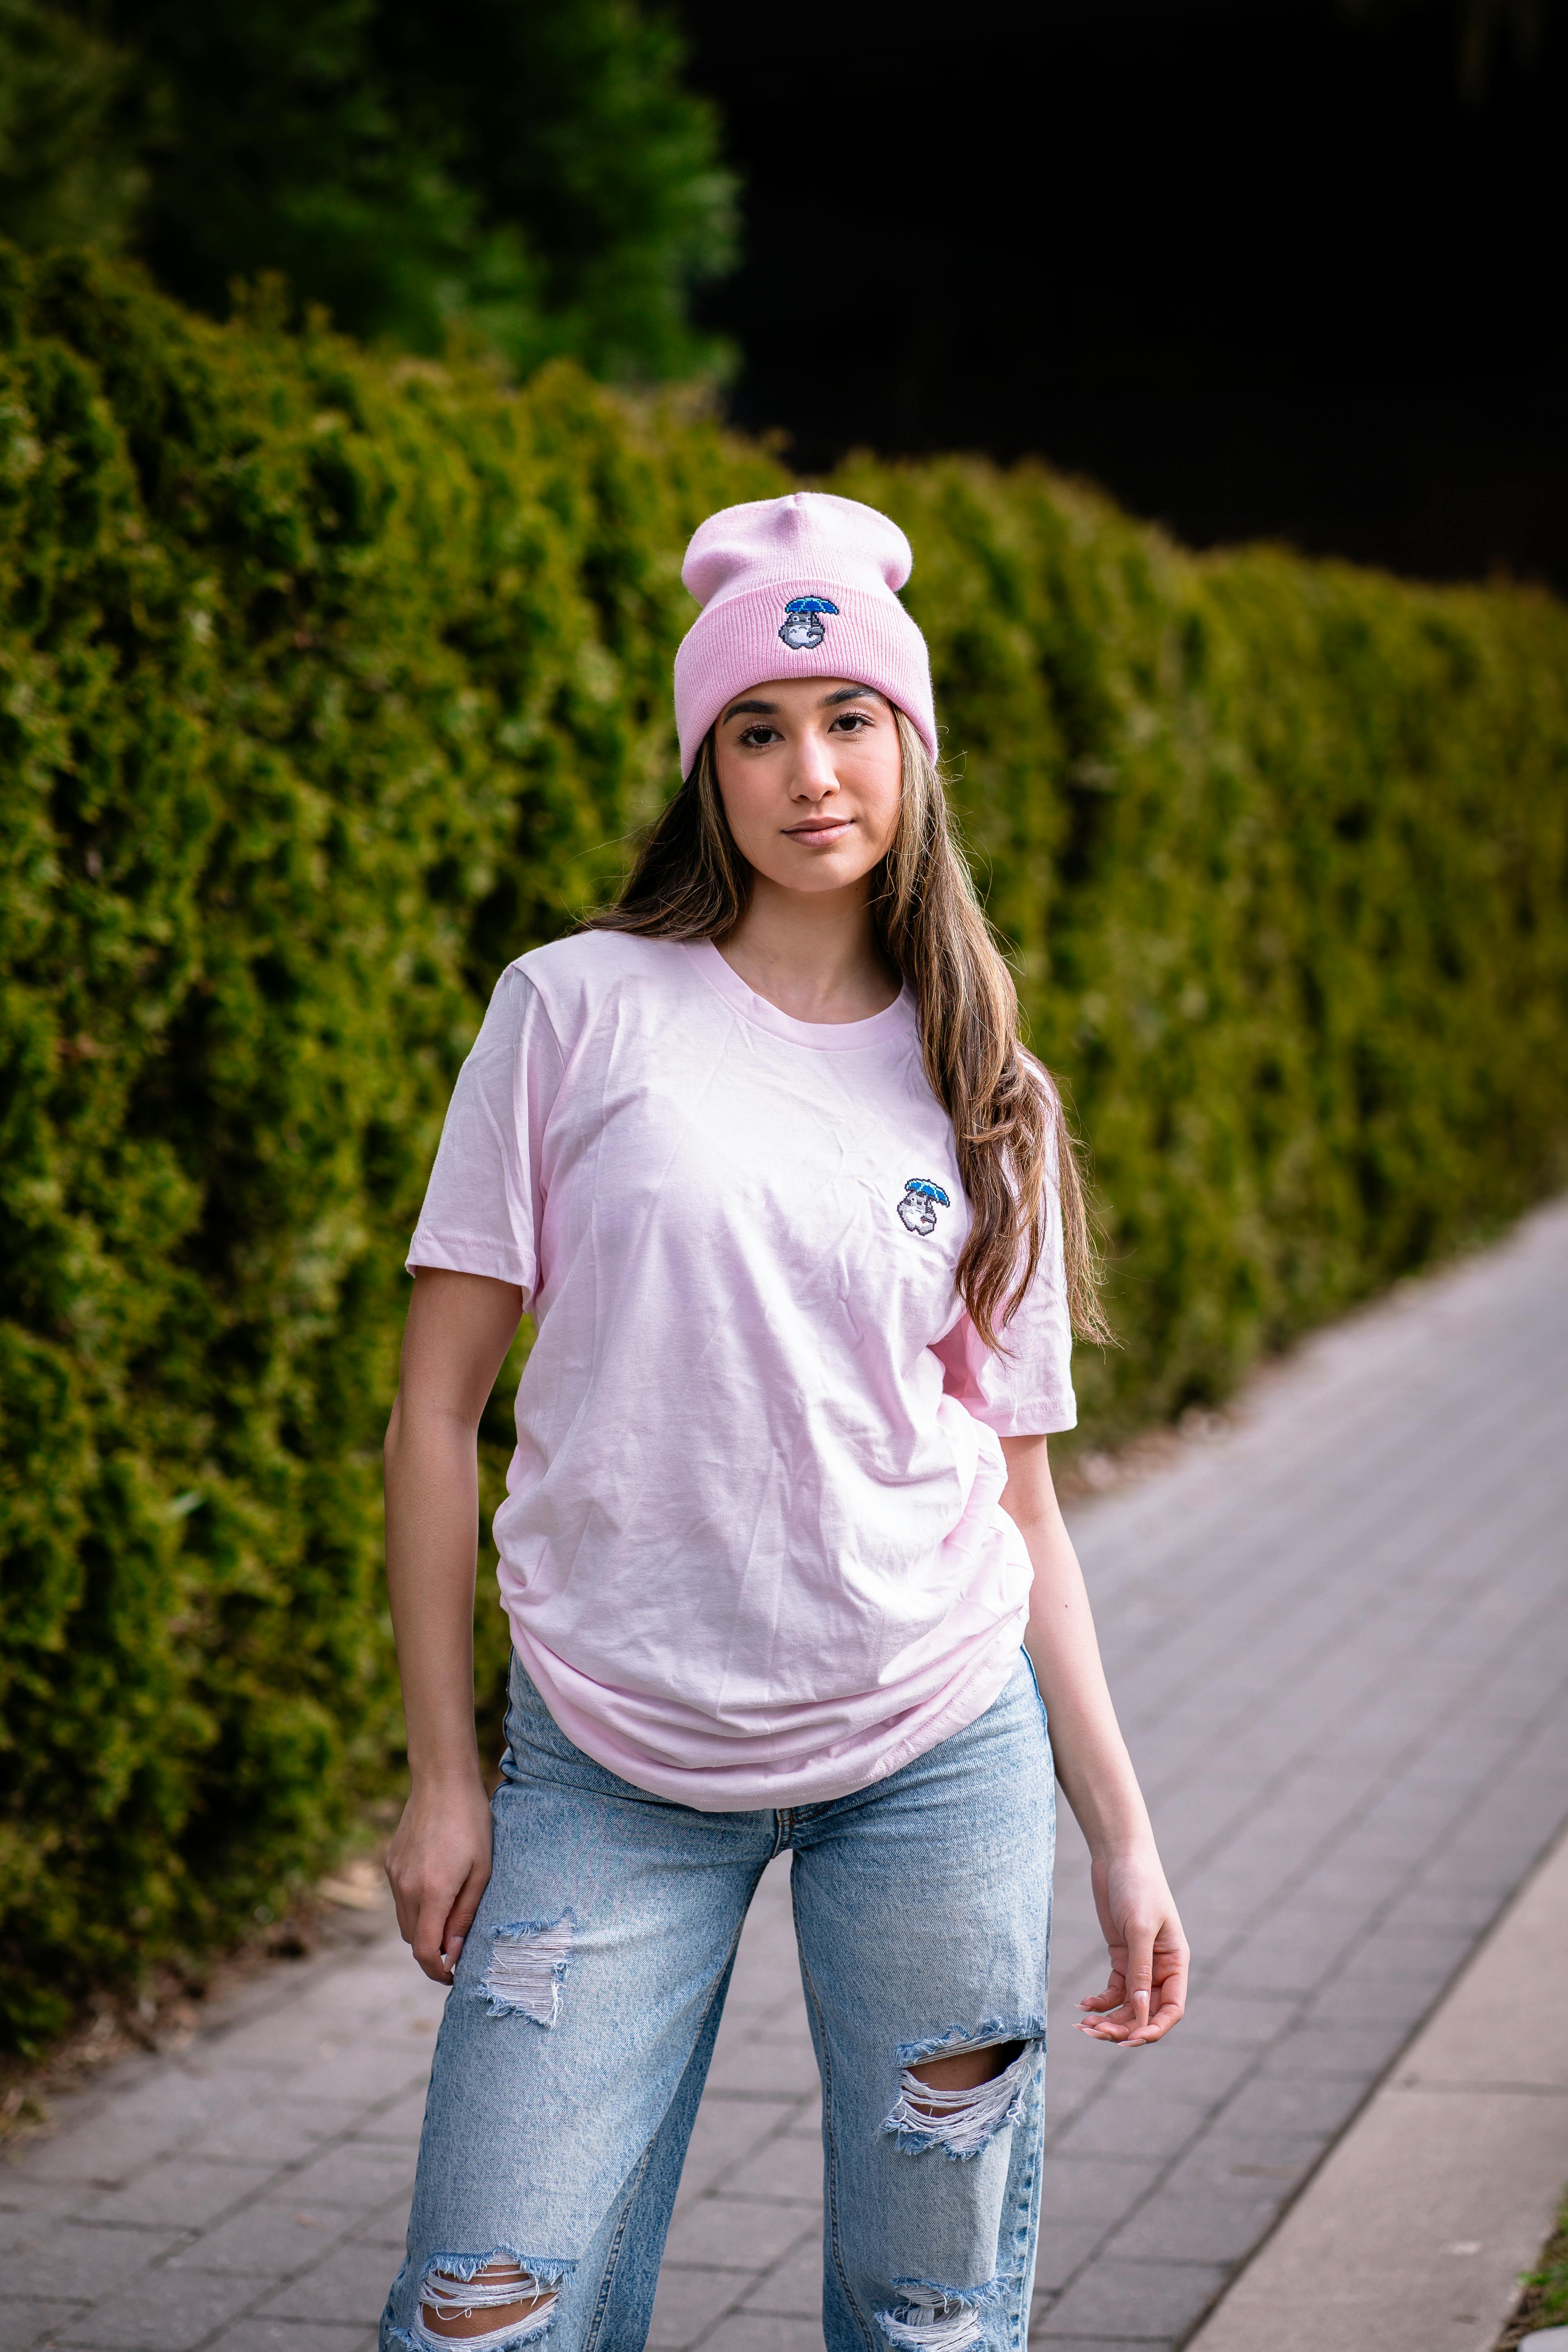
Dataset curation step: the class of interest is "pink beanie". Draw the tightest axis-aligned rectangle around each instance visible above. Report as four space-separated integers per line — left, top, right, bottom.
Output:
673 491 937 775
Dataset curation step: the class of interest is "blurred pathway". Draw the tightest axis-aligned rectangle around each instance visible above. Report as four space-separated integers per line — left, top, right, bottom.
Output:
5 1196 1568 2352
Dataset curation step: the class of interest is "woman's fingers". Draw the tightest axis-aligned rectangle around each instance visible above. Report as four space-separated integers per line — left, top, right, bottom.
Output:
1122 1969 1186 2045
438 1858 490 1976
1140 1986 1186 2042
1078 1967 1128 2016
1137 1935 1191 2045
409 1886 470 1977
384 1782 494 1984
1077 1957 1136 2037
411 1878 466 1980
1077 1913 1190 2045
1078 1985 1138 2039
396 1857 491 1983
1121 1921 1158 2045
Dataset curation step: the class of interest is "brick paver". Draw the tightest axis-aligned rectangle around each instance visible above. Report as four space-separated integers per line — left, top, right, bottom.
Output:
7 1196 1568 2352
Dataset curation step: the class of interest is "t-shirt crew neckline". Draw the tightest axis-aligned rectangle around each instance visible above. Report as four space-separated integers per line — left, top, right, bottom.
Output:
685 937 913 1052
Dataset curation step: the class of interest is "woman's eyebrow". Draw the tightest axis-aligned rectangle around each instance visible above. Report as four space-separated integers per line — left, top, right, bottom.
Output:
820 684 883 706
722 695 779 722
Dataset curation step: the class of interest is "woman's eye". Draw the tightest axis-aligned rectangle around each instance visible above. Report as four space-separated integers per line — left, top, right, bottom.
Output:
738 725 780 747
832 712 871 731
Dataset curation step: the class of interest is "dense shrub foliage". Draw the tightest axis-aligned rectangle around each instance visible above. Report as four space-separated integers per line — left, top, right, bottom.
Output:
0 0 736 381
3 245 1566 2047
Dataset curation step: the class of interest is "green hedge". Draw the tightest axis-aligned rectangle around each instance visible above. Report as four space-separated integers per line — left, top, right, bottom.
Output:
3 244 1566 2049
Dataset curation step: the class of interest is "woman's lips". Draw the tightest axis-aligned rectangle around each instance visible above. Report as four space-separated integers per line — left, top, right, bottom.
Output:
783 818 853 844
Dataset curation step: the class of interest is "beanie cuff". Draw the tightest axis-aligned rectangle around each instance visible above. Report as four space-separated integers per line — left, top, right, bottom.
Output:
673 581 937 775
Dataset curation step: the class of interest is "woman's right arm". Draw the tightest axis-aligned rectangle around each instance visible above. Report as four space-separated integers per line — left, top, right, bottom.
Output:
383 1266 524 1983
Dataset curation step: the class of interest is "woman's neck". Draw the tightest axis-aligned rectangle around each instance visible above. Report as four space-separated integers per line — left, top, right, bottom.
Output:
717 874 901 1025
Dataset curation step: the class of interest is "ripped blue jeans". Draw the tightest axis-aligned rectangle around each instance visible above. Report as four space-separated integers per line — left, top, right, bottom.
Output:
380 1650 1054 2352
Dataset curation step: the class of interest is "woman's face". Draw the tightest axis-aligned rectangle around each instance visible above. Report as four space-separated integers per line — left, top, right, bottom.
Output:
712 678 902 897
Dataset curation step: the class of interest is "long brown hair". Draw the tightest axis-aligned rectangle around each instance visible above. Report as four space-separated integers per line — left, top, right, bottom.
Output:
589 711 1110 1349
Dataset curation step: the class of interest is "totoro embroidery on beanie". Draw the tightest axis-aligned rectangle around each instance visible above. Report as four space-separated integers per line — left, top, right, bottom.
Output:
672 491 938 776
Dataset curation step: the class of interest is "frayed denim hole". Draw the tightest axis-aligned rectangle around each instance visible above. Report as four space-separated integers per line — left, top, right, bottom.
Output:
477 1913 575 2025
892 2016 1045 2068
877 2285 994 2352
423 2253 573 2288
415 2253 567 2351
880 2040 1040 2159
890 2276 1003 2310
414 2313 552 2352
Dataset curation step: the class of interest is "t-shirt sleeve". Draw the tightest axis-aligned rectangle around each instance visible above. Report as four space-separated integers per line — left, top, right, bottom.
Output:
406 963 564 1305
931 1158 1077 1437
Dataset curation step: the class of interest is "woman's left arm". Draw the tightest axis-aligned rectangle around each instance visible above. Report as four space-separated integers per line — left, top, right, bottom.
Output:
1000 1432 1190 2047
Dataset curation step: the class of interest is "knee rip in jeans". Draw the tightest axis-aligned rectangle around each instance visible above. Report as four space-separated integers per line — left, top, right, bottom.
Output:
881 2022 1042 2159
877 2277 1000 2352
413 2254 566 2352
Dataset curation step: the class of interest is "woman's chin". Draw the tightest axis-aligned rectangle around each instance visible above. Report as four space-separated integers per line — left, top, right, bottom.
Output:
752 848 884 897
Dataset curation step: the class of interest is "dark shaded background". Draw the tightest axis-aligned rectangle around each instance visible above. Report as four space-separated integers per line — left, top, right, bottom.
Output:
680 0 1567 588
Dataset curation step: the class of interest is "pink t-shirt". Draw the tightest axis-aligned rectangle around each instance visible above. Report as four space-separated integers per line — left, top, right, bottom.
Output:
408 931 1075 1810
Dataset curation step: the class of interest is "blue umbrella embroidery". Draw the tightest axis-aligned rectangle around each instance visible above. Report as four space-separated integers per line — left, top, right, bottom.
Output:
778 594 839 651
897 1177 951 1237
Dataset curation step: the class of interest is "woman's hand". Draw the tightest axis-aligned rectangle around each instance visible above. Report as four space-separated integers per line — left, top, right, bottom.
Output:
1078 1846 1190 2046
386 1776 495 1984
383 1267 522 1985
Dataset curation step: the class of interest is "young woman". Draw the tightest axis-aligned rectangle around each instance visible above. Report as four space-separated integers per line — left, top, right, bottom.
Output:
379 492 1187 2352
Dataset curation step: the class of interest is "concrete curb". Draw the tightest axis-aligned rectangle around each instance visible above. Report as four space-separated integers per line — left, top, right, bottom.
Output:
1184 1819 1568 2352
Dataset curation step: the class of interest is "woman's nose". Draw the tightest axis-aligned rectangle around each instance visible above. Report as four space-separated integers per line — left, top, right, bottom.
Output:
791 733 838 795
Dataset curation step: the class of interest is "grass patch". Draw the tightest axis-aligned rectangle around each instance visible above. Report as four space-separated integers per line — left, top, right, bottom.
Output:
1499 2185 1568 2348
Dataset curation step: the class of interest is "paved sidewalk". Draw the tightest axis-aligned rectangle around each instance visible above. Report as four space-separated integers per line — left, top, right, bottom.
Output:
6 1196 1568 2352
1187 1818 1568 2352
